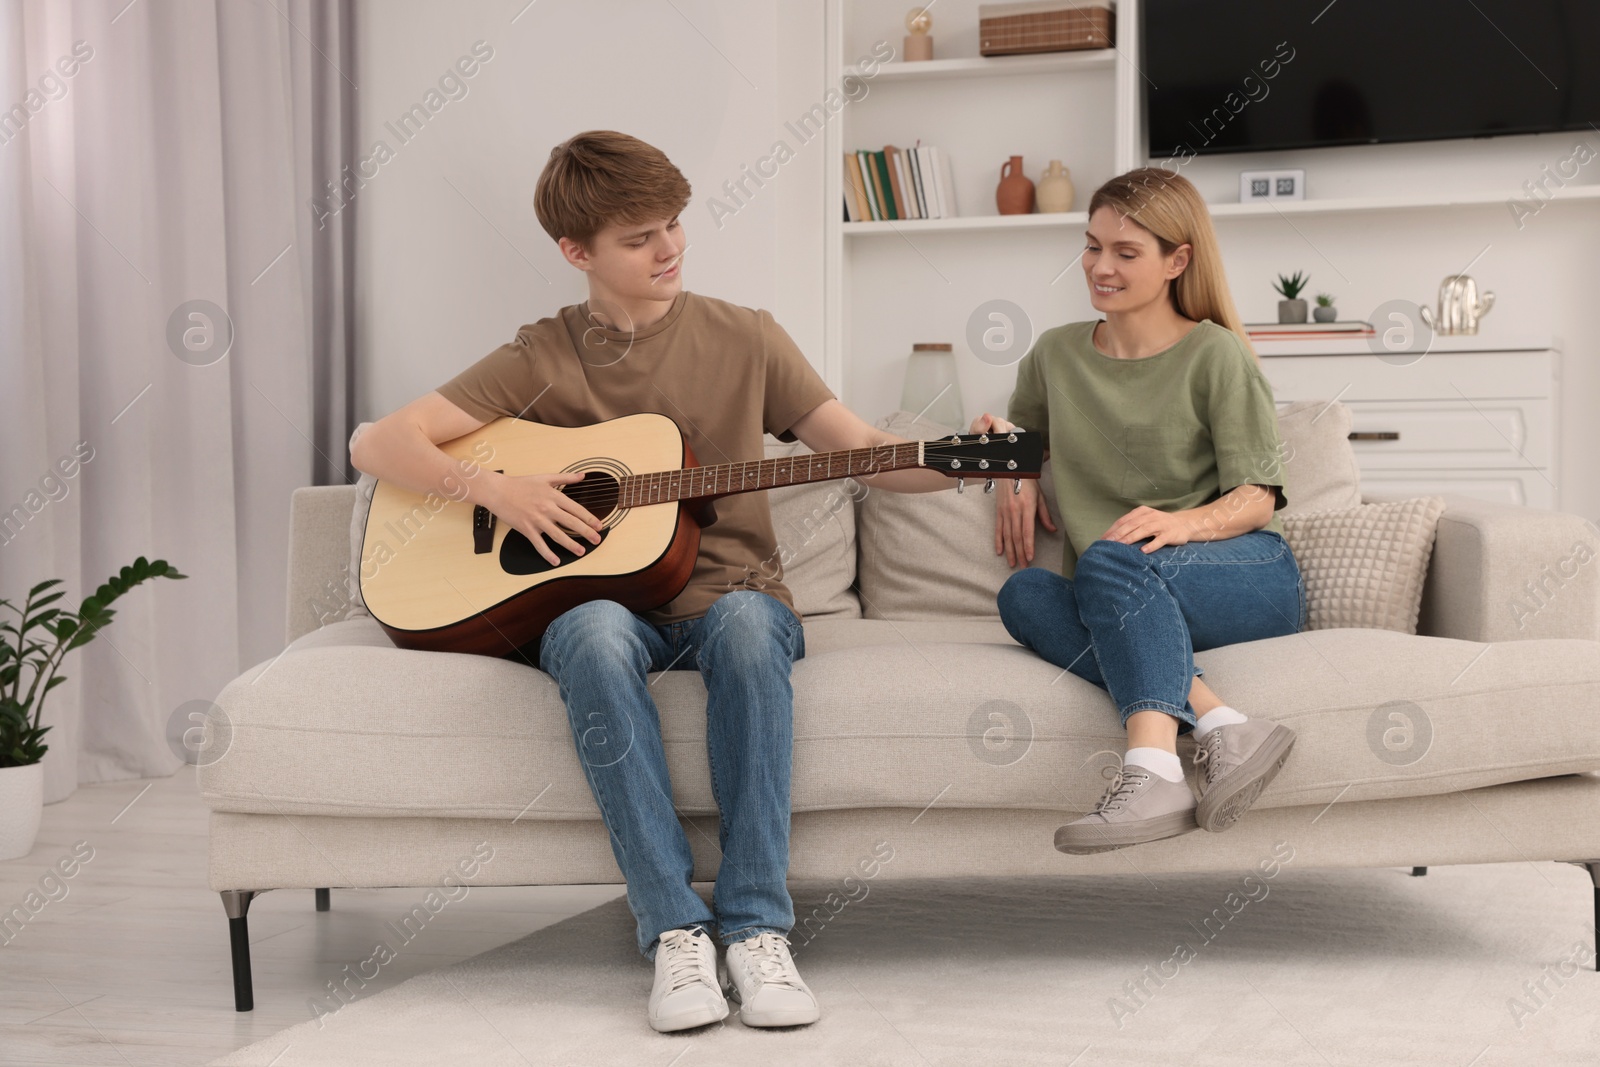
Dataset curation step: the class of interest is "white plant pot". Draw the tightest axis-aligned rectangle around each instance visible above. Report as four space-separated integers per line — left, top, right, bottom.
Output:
0 762 45 860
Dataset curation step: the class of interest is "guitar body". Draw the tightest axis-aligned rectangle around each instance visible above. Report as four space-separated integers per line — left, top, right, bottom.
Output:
359 413 705 658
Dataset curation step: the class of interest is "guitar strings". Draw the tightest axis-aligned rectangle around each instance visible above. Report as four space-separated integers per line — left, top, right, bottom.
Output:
545 444 1035 508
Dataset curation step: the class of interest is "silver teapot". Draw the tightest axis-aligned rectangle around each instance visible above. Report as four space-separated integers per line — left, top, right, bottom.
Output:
1419 274 1495 335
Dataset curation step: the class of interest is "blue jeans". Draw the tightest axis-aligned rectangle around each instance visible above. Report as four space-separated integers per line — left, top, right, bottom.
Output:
997 530 1306 735
535 590 806 960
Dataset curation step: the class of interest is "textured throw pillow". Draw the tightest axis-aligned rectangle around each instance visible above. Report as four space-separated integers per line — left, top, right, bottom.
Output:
1275 398 1364 517
854 410 1063 620
762 437 861 619
1281 496 1447 633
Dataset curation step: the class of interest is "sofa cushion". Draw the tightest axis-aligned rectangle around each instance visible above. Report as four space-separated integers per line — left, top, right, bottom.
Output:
854 410 1064 619
201 615 1600 821
1283 496 1447 634
763 436 861 619
1275 398 1363 516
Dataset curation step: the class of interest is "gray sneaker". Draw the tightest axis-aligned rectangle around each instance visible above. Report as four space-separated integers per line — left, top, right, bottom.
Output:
1192 719 1296 832
1054 764 1199 854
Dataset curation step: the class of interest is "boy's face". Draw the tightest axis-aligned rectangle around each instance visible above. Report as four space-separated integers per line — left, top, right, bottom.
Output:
562 214 686 305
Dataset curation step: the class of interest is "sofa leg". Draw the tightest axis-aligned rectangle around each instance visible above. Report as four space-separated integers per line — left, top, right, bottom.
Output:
1411 867 1428 877
1588 863 1600 973
220 890 258 1012
315 888 330 912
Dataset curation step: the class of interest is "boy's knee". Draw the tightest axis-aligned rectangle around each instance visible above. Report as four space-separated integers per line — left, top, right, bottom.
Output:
700 592 793 665
543 599 643 672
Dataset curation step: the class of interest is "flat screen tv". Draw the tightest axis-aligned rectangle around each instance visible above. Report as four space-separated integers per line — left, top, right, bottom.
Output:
1142 0 1600 158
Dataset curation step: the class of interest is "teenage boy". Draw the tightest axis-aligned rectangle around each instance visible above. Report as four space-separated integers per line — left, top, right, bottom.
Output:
350 130 952 1032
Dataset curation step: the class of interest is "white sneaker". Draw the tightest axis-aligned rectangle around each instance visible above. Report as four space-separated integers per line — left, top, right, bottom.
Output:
648 926 728 1033
723 932 820 1027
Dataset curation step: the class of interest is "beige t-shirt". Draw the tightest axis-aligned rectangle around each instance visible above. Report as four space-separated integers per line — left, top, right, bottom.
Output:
1008 318 1288 581
434 289 836 626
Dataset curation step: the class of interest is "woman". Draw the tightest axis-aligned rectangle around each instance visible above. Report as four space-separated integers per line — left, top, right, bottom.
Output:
972 167 1307 855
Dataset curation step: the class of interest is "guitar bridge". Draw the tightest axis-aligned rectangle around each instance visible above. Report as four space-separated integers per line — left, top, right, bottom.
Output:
472 470 503 554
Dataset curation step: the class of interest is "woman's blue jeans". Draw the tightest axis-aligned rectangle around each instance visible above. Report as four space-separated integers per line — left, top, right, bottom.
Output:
535 590 806 960
998 530 1306 734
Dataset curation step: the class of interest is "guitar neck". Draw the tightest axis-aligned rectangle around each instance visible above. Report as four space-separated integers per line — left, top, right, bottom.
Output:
617 441 924 508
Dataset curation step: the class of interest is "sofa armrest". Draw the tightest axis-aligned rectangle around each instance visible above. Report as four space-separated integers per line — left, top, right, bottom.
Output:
286 485 359 646
1361 490 1600 643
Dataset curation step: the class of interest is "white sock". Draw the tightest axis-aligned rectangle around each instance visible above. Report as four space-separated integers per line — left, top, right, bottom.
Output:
1194 705 1248 737
1124 746 1184 783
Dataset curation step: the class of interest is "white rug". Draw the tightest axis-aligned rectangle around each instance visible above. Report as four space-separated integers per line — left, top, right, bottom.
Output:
210 864 1599 1066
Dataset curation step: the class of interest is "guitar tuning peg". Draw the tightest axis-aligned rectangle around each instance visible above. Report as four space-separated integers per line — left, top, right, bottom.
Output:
1012 479 1022 494
956 477 965 494
983 478 996 494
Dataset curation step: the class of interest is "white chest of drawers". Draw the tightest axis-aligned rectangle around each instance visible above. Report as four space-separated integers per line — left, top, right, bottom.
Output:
1255 339 1560 509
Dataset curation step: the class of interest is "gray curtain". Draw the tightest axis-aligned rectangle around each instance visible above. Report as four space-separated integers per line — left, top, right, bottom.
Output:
0 0 357 802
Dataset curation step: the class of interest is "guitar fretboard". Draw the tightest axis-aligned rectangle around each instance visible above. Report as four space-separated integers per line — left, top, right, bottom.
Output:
617 441 920 508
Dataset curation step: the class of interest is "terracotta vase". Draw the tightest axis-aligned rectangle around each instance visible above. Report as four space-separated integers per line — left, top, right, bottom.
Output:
1036 160 1075 213
996 155 1034 215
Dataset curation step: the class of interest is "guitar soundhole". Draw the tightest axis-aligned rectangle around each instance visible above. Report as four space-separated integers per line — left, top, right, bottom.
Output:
498 470 620 576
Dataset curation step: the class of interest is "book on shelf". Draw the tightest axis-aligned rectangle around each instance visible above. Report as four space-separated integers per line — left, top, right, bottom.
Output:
844 142 959 222
843 154 869 221
888 144 914 219
1245 320 1375 336
906 146 925 218
870 150 896 218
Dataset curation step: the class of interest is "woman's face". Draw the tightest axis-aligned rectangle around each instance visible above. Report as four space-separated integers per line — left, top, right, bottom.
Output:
1082 206 1191 316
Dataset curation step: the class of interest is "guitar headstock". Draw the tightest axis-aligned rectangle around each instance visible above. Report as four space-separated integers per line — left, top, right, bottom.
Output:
920 431 1044 479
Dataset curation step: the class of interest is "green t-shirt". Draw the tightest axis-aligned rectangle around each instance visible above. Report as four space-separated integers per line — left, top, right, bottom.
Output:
1006 318 1288 580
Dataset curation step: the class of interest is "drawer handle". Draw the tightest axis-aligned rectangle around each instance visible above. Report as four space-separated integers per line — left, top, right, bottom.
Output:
1348 431 1400 441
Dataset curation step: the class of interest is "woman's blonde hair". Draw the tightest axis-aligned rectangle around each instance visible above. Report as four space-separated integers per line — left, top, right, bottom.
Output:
1087 168 1258 362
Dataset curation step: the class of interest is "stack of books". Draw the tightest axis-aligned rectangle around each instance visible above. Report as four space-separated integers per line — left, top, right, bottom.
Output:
845 143 958 222
1245 320 1376 341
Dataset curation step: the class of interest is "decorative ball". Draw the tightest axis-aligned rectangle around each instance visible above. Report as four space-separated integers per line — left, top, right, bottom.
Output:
906 7 933 34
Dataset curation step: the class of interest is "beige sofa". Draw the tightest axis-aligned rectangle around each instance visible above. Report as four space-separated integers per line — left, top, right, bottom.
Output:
200 404 1600 1011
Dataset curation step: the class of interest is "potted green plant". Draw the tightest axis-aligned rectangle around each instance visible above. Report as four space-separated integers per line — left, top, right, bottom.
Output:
1274 271 1310 323
1 558 186 859
1314 292 1338 323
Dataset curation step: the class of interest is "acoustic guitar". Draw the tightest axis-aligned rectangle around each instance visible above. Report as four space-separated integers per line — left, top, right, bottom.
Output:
359 413 1043 657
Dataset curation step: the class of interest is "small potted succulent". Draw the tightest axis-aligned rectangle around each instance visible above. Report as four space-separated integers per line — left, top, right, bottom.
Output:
1314 293 1338 323
1274 271 1310 323
1 558 186 860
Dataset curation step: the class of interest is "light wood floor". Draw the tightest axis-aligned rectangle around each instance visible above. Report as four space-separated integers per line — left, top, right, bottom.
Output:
0 770 626 1066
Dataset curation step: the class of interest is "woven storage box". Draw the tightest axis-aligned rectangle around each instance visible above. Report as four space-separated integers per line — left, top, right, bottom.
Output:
979 0 1115 56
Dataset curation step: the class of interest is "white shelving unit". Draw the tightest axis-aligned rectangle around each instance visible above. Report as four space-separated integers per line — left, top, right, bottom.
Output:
824 0 1142 417
867 50 1117 81
842 183 1600 237
842 211 1088 236
822 0 1587 511
1207 183 1600 221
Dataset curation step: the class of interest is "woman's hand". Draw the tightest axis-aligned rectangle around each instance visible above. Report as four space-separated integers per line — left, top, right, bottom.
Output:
970 412 1057 567
1099 506 1194 553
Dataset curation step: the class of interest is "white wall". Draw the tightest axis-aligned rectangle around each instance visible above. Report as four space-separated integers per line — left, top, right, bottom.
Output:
354 0 824 421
